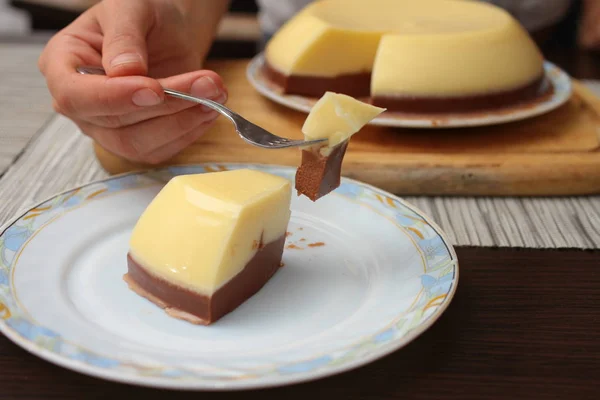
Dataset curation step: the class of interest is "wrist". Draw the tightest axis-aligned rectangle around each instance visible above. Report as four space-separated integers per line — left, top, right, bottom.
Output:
176 0 230 41
174 0 230 22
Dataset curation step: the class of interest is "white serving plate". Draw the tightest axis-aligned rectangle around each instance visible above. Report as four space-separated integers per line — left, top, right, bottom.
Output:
0 164 458 390
247 53 572 128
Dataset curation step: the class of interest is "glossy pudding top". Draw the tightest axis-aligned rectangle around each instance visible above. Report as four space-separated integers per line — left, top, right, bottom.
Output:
265 0 545 97
129 169 291 295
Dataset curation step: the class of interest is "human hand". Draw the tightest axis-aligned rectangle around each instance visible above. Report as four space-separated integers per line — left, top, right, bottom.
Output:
38 0 229 164
579 0 600 50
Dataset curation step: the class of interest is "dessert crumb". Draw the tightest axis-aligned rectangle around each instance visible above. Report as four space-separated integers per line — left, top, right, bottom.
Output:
286 244 303 250
298 227 304 231
299 238 306 242
308 242 325 248
286 231 292 237
280 262 285 267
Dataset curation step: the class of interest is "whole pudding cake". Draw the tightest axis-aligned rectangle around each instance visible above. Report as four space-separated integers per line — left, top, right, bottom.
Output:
125 169 292 325
264 0 549 113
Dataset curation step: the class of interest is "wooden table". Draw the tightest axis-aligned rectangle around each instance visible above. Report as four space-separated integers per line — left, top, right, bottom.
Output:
0 247 597 399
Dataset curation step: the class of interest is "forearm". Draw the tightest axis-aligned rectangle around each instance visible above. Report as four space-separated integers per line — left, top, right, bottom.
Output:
579 0 600 48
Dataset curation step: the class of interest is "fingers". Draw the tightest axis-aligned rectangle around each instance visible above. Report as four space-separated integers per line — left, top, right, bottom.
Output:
38 7 166 118
98 0 154 77
87 70 228 128
143 119 218 164
41 38 165 117
76 105 220 162
157 71 229 114
41 29 228 124
54 68 164 117
37 0 228 166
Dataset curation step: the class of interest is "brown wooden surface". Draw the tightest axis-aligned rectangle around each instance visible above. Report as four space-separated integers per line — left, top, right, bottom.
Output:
0 247 598 399
94 60 600 197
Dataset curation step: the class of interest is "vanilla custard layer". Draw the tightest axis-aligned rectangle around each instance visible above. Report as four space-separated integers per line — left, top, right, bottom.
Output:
371 19 543 96
266 0 544 96
303 92 385 151
129 169 291 295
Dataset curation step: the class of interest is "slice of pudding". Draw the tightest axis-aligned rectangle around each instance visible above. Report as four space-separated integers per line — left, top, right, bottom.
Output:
124 169 292 325
295 92 385 201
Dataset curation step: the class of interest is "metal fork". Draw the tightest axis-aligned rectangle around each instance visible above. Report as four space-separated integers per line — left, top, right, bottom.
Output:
76 66 326 149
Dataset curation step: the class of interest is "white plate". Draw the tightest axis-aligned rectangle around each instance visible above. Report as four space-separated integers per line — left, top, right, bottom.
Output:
0 164 458 390
246 53 573 128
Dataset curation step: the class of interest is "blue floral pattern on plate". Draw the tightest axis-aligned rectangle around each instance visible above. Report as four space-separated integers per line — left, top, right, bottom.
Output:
0 164 458 389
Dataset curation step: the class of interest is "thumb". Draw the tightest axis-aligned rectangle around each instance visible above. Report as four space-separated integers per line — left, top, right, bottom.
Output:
99 1 152 77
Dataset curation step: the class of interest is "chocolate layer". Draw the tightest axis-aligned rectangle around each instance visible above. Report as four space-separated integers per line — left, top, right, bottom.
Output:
263 61 371 98
263 61 551 113
372 75 551 114
124 235 286 325
295 141 349 202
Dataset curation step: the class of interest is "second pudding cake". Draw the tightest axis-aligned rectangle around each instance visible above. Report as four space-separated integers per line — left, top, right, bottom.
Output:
125 169 292 325
264 0 548 113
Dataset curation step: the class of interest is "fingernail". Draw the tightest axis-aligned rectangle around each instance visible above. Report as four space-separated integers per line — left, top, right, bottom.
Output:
215 91 228 104
132 88 162 107
206 110 219 121
201 93 228 113
111 53 142 68
191 76 220 99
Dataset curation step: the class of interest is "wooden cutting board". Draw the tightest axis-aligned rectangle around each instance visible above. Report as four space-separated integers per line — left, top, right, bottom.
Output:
94 59 600 196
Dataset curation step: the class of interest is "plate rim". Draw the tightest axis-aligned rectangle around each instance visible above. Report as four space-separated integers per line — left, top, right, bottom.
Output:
0 163 459 390
246 52 573 129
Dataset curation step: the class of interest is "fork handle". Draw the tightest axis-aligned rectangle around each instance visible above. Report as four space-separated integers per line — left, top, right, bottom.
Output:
162 89 236 123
